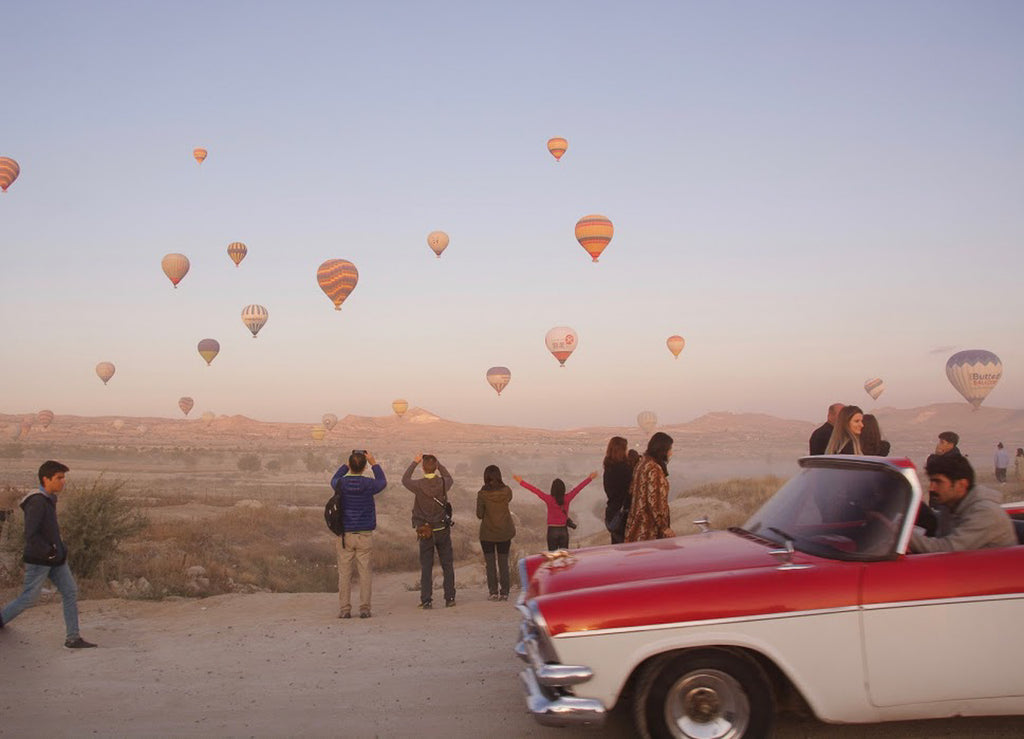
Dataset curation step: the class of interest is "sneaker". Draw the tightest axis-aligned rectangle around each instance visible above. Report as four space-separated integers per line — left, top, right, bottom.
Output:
498 594 509 601
418 601 432 610
445 599 456 608
359 610 371 619
64 637 97 649
339 611 351 619
488 593 500 601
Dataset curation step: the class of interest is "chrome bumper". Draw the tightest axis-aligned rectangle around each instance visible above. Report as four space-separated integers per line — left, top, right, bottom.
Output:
516 619 606 728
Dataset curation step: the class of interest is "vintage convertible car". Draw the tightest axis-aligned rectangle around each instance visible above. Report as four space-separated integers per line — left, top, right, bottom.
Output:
515 455 1024 738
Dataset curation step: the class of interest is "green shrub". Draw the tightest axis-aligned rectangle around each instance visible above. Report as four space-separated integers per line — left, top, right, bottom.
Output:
61 477 148 580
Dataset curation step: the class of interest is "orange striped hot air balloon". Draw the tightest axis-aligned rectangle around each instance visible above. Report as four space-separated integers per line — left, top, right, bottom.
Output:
547 137 568 161
161 253 190 288
178 396 194 416
392 399 409 417
241 304 268 338
197 338 220 366
0 157 20 192
193 148 207 164
426 231 449 258
316 259 359 310
574 214 613 262
96 361 116 385
667 335 686 359
37 410 54 429
227 241 247 267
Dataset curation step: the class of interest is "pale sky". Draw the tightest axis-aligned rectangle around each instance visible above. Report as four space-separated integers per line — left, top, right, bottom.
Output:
2 1 1022 429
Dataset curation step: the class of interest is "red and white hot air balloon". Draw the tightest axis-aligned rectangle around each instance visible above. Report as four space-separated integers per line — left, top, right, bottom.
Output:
545 326 578 367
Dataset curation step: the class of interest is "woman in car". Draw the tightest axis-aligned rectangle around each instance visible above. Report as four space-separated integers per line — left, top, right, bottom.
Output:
860 414 891 456
826 405 864 455
625 432 676 542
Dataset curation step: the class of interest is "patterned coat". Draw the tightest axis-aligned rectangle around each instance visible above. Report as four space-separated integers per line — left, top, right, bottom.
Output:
624 456 672 542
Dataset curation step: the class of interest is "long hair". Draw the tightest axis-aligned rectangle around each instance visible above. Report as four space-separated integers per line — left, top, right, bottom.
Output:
603 436 628 469
826 405 863 454
482 464 504 491
645 432 673 475
860 414 884 455
551 478 566 507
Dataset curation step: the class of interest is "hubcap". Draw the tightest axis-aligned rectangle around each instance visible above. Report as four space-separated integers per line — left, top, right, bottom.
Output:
665 668 750 739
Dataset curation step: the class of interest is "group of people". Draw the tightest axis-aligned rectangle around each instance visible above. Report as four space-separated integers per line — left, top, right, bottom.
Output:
808 402 890 456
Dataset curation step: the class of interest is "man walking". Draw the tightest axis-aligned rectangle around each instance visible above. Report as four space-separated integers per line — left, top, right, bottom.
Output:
994 442 1010 484
0 461 96 648
402 454 456 609
809 403 843 455
330 450 387 619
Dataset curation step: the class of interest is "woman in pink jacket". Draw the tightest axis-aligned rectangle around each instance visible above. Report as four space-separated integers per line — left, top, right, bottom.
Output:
513 472 597 550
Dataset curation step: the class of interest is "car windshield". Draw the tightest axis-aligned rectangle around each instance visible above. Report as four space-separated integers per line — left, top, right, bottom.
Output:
742 464 912 561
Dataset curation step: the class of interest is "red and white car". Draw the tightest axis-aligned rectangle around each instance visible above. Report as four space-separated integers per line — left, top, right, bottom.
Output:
516 455 1024 738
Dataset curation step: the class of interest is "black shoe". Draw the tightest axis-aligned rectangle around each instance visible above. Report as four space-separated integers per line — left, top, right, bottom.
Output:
339 611 351 619
65 637 97 649
498 594 509 601
418 601 432 610
445 599 456 608
359 610 371 619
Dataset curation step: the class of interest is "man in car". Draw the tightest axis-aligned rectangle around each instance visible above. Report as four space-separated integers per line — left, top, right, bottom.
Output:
910 454 1016 553
808 402 843 455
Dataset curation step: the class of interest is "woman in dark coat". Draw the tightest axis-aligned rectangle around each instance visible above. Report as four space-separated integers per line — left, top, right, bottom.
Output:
603 436 632 544
476 465 515 601
860 414 891 456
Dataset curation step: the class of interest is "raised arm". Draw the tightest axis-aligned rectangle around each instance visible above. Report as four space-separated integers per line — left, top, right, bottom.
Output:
566 472 599 505
330 465 350 492
402 460 419 492
514 476 549 502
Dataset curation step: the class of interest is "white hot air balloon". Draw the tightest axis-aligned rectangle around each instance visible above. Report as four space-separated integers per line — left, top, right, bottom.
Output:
544 326 578 367
946 350 1002 409
637 411 658 436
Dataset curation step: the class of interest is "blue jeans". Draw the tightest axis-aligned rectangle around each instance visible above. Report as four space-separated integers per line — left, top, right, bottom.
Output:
1 562 80 639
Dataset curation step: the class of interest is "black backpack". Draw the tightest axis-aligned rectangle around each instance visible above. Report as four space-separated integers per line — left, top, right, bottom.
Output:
325 492 345 544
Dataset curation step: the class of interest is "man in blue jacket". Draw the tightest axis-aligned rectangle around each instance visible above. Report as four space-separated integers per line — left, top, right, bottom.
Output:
330 450 387 619
0 460 96 648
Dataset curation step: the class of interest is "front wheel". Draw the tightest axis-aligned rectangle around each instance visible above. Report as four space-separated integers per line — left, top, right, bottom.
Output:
633 649 774 739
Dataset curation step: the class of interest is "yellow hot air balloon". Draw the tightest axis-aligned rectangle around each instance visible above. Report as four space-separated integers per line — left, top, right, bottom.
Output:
96 361 116 385
316 259 359 311
197 338 220 366
547 137 568 161
201 411 215 427
0 157 20 192
227 241 247 267
193 148 207 164
667 335 686 359
37 409 54 429
575 214 613 262
544 326 578 367
112 419 125 431
426 231 449 258
241 304 268 338
637 411 658 436
486 366 511 396
311 425 327 441
162 253 190 288
392 399 409 417
179 396 194 416
322 413 338 431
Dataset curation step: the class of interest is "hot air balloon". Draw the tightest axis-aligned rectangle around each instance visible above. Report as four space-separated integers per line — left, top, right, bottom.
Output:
946 350 1003 409
637 411 658 436
486 367 511 396
0 157 20 192
201 411 215 427
667 335 686 359
544 326 578 367
311 425 327 441
322 413 338 431
574 214 613 262
547 137 568 161
316 259 359 310
112 419 125 431
96 361 116 385
392 399 409 417
37 409 54 429
20 416 34 437
193 148 207 164
179 396 194 416
241 304 268 338
161 253 190 288
227 241 247 267
864 378 885 401
197 338 220 366
426 231 449 258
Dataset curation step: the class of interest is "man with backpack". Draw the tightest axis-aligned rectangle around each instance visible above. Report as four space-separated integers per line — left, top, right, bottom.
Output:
402 454 455 609
329 450 387 619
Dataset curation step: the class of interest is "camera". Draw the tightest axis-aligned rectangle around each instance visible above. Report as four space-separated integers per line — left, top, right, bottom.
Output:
352 449 367 455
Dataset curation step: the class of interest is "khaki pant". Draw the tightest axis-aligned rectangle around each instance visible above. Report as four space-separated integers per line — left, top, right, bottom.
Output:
336 532 372 615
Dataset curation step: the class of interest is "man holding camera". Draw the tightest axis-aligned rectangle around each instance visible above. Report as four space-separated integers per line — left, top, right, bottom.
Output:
330 450 387 619
402 454 455 609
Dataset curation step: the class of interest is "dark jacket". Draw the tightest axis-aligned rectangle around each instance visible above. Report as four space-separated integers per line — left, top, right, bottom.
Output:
403 462 454 527
330 464 388 532
476 485 515 542
809 422 833 455
21 489 67 566
603 461 632 522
